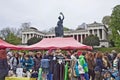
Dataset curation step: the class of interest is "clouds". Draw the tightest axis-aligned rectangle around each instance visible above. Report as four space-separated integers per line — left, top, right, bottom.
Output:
0 0 120 31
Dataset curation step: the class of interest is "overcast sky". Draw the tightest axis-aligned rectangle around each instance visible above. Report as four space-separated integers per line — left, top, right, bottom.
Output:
0 0 120 31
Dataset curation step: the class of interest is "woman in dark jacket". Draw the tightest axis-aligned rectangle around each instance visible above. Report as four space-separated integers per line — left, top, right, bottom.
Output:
94 52 104 80
33 52 42 71
0 49 9 80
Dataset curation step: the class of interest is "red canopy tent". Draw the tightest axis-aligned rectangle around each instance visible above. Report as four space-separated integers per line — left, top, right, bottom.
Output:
27 37 92 50
0 39 21 50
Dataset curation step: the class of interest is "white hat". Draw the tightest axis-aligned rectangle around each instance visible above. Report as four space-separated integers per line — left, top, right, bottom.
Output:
111 50 116 53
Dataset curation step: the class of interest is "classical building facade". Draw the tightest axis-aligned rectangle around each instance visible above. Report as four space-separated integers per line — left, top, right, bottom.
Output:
22 22 109 47
22 27 45 44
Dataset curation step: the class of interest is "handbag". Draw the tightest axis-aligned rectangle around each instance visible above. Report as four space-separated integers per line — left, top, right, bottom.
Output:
77 60 85 74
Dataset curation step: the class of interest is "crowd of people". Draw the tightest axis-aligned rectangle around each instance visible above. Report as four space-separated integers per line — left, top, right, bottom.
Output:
1 49 120 80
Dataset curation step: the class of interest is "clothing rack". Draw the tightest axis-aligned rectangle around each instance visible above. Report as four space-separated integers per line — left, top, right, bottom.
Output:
40 58 73 80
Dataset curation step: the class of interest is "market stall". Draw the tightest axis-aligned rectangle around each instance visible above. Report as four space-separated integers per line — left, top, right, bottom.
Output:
0 39 28 80
0 39 21 50
27 37 92 50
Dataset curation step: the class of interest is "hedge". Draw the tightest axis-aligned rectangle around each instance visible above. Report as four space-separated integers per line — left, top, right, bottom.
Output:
94 47 120 53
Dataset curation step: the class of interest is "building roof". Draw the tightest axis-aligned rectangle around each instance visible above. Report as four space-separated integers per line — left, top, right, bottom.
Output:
77 23 87 30
22 27 45 34
22 22 108 35
45 29 88 35
87 21 108 31
30 27 38 30
87 21 104 27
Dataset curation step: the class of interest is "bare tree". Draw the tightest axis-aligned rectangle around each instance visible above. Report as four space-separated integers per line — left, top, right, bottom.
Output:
0 22 31 40
0 27 17 39
17 22 31 38
48 27 55 32
21 22 31 30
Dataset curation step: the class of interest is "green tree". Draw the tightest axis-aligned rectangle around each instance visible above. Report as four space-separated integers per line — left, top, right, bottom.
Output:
63 27 70 31
109 39 115 47
27 37 42 45
102 16 111 25
109 5 120 47
48 27 70 32
83 35 100 47
5 33 21 45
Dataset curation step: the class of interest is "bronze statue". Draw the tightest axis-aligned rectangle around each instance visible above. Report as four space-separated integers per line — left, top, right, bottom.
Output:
55 12 64 37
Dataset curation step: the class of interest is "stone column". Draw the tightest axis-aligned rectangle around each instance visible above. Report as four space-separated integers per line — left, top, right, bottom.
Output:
30 34 32 39
81 34 83 43
26 34 28 43
33 34 35 37
102 29 105 40
88 30 92 35
31 34 34 38
36 34 38 38
85 34 86 38
22 34 24 44
73 34 75 39
97 29 100 39
76 34 79 41
37 35 38 38
25 34 27 44
28 34 30 39
92 29 95 35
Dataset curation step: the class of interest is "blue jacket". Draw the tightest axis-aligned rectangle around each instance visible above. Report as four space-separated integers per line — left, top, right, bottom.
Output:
94 58 103 71
22 58 34 71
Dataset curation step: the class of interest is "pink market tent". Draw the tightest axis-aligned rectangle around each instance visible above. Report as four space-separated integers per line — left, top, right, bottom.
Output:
27 37 92 50
0 39 21 50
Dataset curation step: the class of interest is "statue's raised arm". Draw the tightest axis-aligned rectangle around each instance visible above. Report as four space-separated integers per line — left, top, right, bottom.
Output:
60 12 64 21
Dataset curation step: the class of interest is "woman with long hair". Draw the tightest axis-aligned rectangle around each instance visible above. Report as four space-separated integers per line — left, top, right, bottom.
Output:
86 52 95 80
94 52 104 80
9 52 19 73
33 52 42 71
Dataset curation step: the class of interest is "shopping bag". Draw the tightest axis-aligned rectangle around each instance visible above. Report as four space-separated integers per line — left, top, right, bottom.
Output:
38 68 42 80
16 68 23 77
64 62 68 80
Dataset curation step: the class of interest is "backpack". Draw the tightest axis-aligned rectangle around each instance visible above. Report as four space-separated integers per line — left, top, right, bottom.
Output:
41 59 49 68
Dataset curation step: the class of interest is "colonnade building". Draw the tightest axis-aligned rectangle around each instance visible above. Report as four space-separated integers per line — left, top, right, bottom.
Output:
22 22 109 47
